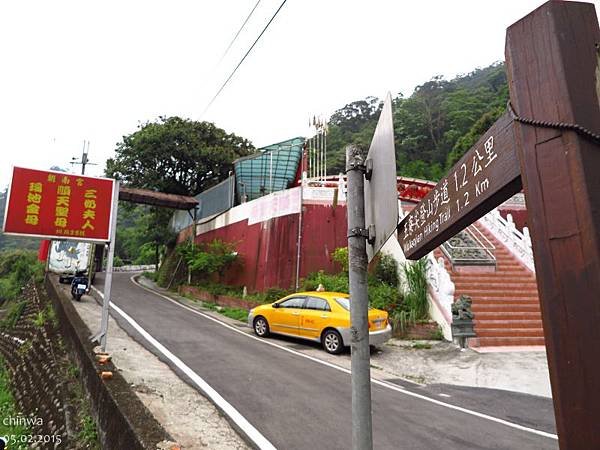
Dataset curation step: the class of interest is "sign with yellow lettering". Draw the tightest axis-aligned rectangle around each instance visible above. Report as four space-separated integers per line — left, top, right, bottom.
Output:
2 167 116 242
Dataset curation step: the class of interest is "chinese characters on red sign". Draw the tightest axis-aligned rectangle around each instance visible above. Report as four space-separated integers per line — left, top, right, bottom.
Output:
2 167 116 242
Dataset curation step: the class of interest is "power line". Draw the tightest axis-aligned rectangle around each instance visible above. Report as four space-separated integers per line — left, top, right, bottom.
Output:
201 0 288 117
218 0 262 65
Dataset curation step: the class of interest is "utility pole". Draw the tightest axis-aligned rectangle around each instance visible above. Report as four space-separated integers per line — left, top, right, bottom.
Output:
71 140 97 175
345 144 373 450
70 140 100 297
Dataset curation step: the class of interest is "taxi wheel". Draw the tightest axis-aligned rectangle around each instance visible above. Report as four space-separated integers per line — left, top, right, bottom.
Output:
322 329 343 355
253 316 270 337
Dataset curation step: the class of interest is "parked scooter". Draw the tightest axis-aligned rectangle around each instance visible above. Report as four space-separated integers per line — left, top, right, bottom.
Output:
70 270 89 301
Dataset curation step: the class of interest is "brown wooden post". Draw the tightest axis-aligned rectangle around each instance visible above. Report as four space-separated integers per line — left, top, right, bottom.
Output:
505 1 600 448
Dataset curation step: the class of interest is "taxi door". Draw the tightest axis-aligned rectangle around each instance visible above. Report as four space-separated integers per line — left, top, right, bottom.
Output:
298 296 332 340
269 296 305 336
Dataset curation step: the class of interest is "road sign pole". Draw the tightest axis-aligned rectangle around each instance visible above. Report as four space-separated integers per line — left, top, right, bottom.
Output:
97 180 120 350
506 2 600 447
346 144 373 450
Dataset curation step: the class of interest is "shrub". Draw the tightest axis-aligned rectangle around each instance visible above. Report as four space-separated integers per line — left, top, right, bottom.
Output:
402 258 429 320
0 250 44 302
302 271 349 293
177 239 240 281
332 247 348 272
374 253 400 287
368 282 402 311
263 287 291 302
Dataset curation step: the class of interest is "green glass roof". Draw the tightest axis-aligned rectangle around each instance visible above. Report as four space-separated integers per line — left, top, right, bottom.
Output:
233 137 304 202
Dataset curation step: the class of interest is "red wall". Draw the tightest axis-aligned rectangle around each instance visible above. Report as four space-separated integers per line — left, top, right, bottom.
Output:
185 203 348 292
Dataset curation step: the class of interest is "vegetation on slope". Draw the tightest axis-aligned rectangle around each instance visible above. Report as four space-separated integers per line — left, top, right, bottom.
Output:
326 62 508 181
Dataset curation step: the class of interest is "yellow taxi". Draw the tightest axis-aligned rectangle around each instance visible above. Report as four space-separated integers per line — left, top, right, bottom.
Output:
247 291 392 354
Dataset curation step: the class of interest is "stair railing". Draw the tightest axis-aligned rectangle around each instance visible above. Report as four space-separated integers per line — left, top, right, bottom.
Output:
480 209 535 273
440 225 496 267
426 252 455 324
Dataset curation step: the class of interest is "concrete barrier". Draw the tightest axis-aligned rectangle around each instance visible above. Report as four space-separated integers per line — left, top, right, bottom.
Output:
45 275 172 450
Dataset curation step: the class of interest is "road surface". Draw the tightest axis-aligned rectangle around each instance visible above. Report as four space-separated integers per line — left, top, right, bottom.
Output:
94 272 557 450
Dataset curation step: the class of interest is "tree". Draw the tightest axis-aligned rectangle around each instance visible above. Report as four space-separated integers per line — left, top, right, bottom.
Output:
106 116 253 196
105 116 254 266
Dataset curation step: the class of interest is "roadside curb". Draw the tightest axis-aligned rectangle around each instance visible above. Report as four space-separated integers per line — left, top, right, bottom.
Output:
45 275 175 450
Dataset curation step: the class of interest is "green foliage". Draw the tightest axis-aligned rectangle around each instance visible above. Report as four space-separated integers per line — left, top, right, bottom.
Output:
402 258 429 321
325 63 509 180
106 117 251 266
374 253 399 287
302 271 349 293
156 249 182 288
332 247 348 272
106 116 253 196
31 304 57 329
0 357 30 449
112 255 124 267
368 282 401 311
0 250 44 302
1 301 27 329
177 239 239 279
218 306 248 322
78 414 98 445
263 287 291 302
142 271 158 282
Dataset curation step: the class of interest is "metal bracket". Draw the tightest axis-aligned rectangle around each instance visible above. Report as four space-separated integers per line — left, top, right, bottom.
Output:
348 227 369 239
364 159 373 181
348 225 376 245
345 163 366 174
90 331 105 344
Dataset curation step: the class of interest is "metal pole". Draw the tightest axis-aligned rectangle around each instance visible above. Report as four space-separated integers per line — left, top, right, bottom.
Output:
98 180 120 350
345 144 373 450
295 167 304 291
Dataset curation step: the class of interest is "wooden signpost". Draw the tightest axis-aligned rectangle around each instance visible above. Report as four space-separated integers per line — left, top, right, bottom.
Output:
398 2 600 448
398 112 521 259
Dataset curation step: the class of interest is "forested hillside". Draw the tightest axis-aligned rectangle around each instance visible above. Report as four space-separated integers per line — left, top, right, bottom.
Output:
326 62 508 181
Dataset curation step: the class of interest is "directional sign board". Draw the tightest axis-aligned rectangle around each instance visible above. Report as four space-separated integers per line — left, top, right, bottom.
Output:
397 112 522 260
364 93 398 262
2 167 117 242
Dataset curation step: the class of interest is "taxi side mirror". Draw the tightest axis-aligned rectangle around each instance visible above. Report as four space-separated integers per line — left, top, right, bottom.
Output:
272 303 280 308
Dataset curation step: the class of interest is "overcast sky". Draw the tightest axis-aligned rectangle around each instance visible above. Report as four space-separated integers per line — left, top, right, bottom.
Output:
1 0 598 189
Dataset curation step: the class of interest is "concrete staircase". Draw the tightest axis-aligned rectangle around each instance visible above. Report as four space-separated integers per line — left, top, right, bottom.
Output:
437 222 545 348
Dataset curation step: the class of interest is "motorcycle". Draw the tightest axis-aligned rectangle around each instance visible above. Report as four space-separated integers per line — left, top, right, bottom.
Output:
70 270 89 301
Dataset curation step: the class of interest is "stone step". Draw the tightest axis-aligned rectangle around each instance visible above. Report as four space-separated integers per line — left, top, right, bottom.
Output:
473 319 543 329
471 304 541 313
456 292 539 300
453 282 538 290
475 327 545 338
469 336 546 347
474 311 542 320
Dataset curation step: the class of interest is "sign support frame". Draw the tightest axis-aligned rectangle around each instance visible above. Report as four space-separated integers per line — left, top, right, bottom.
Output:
505 2 600 447
345 144 373 450
91 180 120 351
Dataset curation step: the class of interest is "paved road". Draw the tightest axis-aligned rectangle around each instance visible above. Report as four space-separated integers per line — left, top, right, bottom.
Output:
95 273 558 450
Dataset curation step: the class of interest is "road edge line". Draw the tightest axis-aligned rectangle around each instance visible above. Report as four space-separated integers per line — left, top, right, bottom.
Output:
91 285 276 450
127 276 558 441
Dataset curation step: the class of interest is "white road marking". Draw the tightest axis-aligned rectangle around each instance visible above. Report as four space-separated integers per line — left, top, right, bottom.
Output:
91 285 276 450
103 276 558 442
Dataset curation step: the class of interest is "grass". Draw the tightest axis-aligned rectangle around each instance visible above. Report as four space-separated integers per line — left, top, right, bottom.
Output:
0 301 27 329
411 342 432 350
192 298 248 322
77 414 98 445
0 357 30 450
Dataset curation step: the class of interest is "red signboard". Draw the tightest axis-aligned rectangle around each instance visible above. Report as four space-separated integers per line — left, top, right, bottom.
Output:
2 167 116 242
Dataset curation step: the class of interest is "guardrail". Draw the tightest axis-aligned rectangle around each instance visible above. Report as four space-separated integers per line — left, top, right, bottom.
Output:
480 209 535 272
